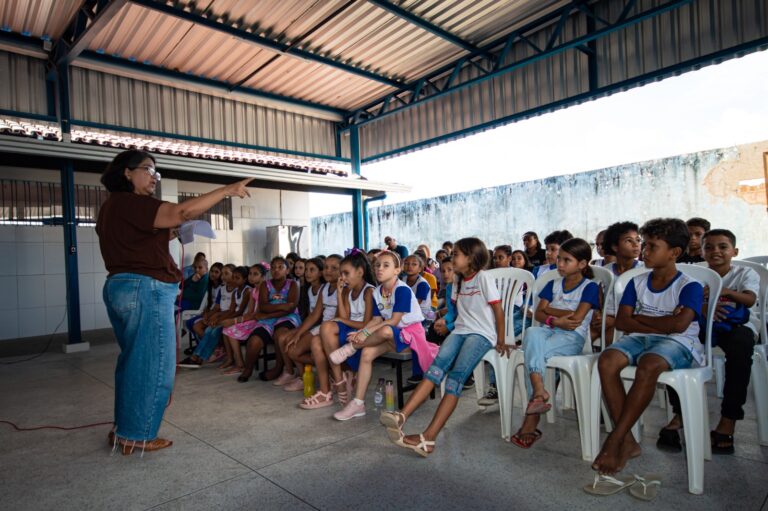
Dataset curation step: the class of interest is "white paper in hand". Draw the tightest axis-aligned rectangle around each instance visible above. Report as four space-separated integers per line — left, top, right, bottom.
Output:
178 220 216 244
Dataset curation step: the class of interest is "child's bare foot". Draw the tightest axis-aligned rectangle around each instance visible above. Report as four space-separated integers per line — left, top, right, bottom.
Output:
223 366 242 375
592 434 640 474
259 366 284 381
218 359 233 369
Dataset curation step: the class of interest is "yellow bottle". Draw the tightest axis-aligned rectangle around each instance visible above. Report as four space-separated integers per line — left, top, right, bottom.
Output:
303 365 315 398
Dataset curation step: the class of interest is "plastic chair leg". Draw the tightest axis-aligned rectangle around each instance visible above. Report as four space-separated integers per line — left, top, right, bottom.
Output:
675 380 708 495
495 358 513 440
544 368 557 424
515 359 527 407
474 361 487 402
714 355 725 399
589 368 604 460
752 346 768 445
562 375 575 411
569 362 594 461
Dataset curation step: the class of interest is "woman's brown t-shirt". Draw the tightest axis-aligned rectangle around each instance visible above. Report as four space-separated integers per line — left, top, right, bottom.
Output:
96 193 182 283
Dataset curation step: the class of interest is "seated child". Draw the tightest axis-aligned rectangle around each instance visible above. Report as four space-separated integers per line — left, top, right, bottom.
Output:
379 238 508 456
179 259 209 311
327 251 438 421
591 229 616 267
218 264 267 373
511 238 600 448
677 217 710 264
532 230 573 278
184 262 222 338
658 229 759 454
592 218 704 475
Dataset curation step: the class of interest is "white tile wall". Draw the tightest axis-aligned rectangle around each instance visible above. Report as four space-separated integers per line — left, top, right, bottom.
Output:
0 309 19 340
18 275 45 308
0 242 17 275
4 176 310 340
45 306 68 334
43 243 65 274
16 244 44 275
0 276 18 310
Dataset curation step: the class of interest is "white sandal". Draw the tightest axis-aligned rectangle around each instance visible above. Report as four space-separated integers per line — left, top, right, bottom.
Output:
332 377 349 405
629 474 661 501
402 433 435 458
583 474 637 496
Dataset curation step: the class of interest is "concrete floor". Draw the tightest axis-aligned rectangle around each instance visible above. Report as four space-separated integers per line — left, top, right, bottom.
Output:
1 337 767 511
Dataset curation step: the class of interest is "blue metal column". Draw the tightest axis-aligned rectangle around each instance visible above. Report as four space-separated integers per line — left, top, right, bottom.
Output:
363 194 387 251
56 62 82 346
349 125 365 249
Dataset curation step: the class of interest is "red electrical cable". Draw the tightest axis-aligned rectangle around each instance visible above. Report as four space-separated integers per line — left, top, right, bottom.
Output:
0 420 113 432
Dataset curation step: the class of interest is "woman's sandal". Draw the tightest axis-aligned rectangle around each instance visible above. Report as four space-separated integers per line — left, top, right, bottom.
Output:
400 433 434 457
299 390 335 409
525 395 551 415
510 428 543 449
118 438 173 456
710 430 735 455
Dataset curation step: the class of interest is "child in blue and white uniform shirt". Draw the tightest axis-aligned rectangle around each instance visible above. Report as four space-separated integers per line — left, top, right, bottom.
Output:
532 230 573 279
659 229 760 454
511 238 600 449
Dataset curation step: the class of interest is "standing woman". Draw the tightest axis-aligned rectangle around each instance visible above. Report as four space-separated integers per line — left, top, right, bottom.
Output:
97 150 252 455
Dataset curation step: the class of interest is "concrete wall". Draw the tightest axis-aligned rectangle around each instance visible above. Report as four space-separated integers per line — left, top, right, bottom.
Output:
0 167 310 341
312 141 768 258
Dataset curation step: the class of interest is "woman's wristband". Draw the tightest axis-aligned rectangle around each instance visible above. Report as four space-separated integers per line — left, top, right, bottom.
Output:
545 315 555 328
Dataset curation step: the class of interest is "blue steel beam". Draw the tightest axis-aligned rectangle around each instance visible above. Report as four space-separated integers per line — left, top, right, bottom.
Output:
53 0 129 66
344 0 694 128
367 0 490 57
130 0 404 89
349 125 365 249
360 35 768 163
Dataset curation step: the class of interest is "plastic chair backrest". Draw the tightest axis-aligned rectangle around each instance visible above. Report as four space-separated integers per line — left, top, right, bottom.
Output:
744 256 768 266
487 267 535 344
732 260 768 343
590 265 615 353
530 269 562 327
613 265 722 368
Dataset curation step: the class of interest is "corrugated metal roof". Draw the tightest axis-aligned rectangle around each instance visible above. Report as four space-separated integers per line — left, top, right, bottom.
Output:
1 0 565 111
0 0 84 40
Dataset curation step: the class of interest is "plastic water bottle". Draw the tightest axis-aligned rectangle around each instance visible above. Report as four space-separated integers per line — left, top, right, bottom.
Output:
303 365 315 398
374 378 385 410
385 380 395 412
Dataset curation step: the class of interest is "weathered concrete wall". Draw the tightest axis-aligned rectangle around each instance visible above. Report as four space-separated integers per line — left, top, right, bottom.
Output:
312 141 768 258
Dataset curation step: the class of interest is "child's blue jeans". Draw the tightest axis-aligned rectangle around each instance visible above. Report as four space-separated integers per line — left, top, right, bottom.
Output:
425 332 492 396
522 326 585 398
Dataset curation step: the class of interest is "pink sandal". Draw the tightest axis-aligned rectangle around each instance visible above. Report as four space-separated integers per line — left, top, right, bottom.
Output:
332 377 349 405
299 390 334 409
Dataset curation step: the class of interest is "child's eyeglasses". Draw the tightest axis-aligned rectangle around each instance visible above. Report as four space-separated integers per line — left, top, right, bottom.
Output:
133 165 161 181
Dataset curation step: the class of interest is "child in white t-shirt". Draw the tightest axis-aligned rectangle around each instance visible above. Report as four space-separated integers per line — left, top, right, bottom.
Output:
511 238 600 449
379 238 509 456
659 229 759 455
593 218 704 475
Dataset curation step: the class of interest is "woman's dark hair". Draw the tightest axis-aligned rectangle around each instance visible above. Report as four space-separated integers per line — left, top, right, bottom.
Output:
233 266 249 282
453 237 489 276
559 238 594 279
250 263 267 277
640 218 690 252
603 221 639 256
205 262 224 309
101 150 156 192
271 256 288 267
341 251 376 286
298 257 326 318
523 231 542 251
511 249 534 272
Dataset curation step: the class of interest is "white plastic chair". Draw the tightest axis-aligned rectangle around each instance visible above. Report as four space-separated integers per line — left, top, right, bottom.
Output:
460 268 535 440
535 266 613 460
711 260 768 445
744 255 768 265
178 291 209 346
589 264 722 495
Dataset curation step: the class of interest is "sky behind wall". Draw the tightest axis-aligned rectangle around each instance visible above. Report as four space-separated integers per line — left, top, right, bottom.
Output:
310 49 768 217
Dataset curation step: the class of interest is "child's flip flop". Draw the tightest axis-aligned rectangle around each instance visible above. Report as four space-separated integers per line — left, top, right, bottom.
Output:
583 474 637 496
629 474 661 501
525 396 551 415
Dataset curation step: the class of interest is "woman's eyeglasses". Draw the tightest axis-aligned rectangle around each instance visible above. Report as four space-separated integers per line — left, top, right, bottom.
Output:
133 165 161 181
